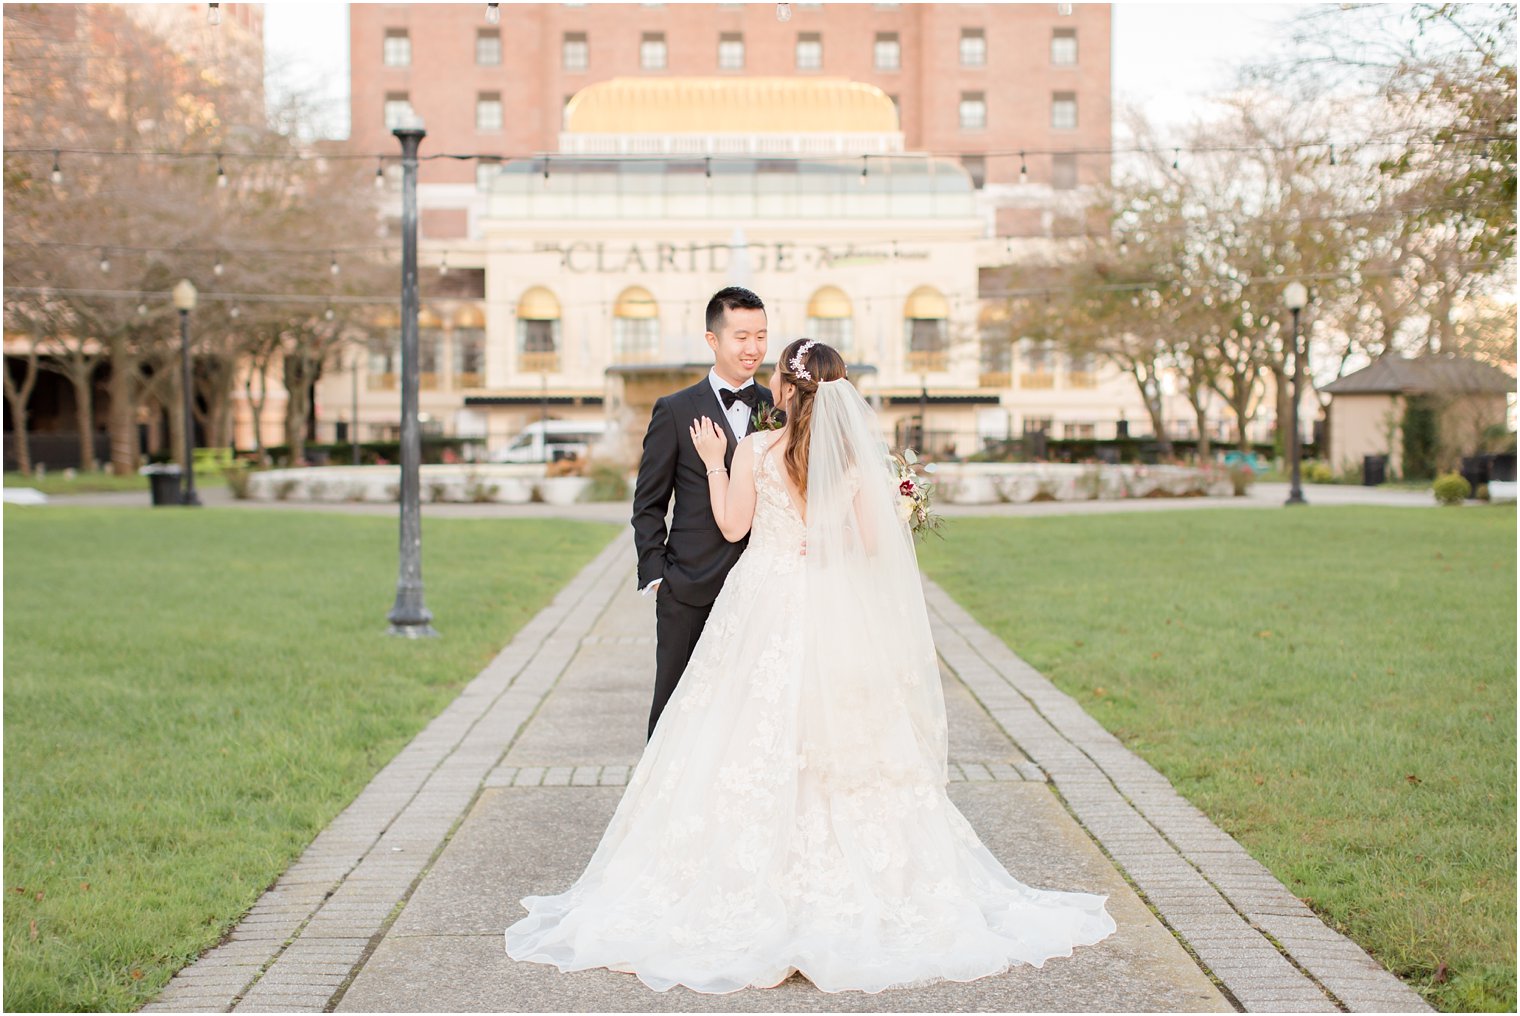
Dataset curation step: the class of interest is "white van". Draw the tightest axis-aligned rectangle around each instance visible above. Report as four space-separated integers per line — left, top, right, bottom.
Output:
490 420 609 464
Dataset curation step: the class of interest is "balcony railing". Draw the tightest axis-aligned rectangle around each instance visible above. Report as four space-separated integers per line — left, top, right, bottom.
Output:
369 372 398 391
978 371 1011 389
455 371 483 388
519 352 560 373
1068 370 1098 388
1020 371 1055 389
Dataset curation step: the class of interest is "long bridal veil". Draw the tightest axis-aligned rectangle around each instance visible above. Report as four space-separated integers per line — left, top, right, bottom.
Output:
801 377 949 789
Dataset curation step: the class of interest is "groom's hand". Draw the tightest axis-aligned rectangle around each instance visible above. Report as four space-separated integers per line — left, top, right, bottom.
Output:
689 416 728 471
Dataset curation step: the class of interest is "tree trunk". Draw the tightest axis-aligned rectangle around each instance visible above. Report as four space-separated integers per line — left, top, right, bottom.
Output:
3 354 40 476
1126 362 1174 458
282 352 312 465
70 369 96 471
1192 396 1212 459
106 336 141 475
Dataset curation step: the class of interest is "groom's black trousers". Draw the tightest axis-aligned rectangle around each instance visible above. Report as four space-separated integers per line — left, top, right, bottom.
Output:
649 583 714 740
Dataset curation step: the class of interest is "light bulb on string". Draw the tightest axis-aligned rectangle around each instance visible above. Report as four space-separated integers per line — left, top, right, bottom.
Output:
704 156 712 191
50 151 62 185
216 154 228 188
1019 151 1028 183
542 156 551 188
374 160 385 188
776 2 792 21
486 2 500 24
208 3 221 26
230 304 240 319
859 155 869 188
330 253 340 276
1171 148 1180 171
324 304 335 322
439 251 449 276
98 249 110 274
137 302 148 316
213 255 224 277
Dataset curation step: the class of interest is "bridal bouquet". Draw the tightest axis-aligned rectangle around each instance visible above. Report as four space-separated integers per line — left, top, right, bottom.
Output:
891 448 944 540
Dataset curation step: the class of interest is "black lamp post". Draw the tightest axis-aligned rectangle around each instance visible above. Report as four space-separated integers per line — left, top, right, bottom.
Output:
350 348 361 466
1284 280 1309 506
172 279 201 506
387 118 438 637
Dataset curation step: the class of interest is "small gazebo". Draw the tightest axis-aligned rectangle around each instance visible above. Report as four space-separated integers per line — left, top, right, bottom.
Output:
1320 354 1515 475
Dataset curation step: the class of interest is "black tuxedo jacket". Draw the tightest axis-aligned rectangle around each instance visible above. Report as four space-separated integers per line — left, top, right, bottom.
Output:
631 378 775 606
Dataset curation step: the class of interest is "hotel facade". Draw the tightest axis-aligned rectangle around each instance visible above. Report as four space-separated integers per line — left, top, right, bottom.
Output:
315 3 1269 463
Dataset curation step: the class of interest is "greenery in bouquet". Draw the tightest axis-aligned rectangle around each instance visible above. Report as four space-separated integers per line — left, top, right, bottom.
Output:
891 448 945 540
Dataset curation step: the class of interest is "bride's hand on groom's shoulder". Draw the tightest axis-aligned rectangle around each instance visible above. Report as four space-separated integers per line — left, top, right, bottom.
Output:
689 416 728 471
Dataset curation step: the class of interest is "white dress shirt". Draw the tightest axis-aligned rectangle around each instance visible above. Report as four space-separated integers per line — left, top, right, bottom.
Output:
708 367 756 440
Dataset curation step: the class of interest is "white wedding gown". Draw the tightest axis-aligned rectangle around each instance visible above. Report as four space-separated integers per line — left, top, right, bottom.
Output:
505 427 1117 994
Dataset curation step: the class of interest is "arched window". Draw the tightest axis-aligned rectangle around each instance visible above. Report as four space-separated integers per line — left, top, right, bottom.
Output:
978 303 1012 388
452 304 486 388
805 285 854 358
613 286 660 364
517 286 561 372
903 285 949 373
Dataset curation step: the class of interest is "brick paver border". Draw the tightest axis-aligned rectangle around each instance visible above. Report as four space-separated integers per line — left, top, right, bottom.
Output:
922 579 1432 1014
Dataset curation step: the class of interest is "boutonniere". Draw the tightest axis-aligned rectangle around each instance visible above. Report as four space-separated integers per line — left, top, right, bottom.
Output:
751 403 787 431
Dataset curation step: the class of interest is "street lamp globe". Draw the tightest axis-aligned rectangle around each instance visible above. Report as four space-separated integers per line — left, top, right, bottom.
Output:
172 279 198 312
1283 281 1308 312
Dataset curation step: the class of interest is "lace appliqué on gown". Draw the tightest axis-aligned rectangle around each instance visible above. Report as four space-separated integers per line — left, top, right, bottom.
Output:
504 430 1117 994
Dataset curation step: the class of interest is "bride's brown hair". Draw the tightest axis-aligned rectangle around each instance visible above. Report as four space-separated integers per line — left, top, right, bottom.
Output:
777 338 847 501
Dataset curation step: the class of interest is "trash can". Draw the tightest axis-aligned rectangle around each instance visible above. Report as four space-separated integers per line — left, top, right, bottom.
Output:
1460 454 1493 493
142 463 183 506
1362 454 1388 486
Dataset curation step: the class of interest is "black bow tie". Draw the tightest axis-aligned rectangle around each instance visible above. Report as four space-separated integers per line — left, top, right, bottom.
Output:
720 386 762 410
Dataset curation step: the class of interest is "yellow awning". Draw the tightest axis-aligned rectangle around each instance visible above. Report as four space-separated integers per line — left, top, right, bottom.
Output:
614 286 658 319
904 285 949 320
452 304 486 329
565 77 899 134
517 286 561 320
978 302 1011 325
807 285 853 320
418 306 444 330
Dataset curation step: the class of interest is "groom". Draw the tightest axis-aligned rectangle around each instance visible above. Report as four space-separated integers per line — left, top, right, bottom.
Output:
631 286 773 740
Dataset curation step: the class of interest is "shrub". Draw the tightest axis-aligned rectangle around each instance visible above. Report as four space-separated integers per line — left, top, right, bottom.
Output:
1433 472 1472 505
1228 463 1256 496
220 464 254 500
1302 460 1334 484
585 463 631 501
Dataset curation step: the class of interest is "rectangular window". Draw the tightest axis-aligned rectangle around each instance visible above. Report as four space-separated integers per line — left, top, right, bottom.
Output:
1053 152 1077 190
563 32 588 71
718 31 744 70
640 32 667 70
382 29 411 67
1052 91 1077 130
959 90 986 130
795 32 822 71
1052 27 1077 65
960 28 986 67
476 28 501 65
961 154 986 188
383 92 412 130
874 32 900 71
476 91 502 131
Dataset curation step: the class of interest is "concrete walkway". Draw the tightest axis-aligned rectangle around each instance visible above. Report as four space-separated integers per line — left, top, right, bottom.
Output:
141 532 1429 1014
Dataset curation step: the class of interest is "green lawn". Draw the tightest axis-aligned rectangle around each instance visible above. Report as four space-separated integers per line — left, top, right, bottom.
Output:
3 507 617 1012
919 506 1516 1013
4 471 227 495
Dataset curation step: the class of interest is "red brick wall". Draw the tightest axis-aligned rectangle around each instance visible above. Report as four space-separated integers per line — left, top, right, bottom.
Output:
349 3 1111 188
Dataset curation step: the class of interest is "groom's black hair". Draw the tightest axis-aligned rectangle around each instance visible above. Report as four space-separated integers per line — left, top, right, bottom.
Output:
705 286 766 335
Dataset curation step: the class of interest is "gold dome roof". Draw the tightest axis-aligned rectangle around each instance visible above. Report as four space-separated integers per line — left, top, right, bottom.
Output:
565 78 899 134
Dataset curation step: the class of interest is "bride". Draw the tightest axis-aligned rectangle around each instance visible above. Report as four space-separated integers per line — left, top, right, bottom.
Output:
504 339 1117 994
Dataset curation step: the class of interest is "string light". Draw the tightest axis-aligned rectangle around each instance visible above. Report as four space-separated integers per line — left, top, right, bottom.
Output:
216 154 228 188
213 254 224 277
137 302 147 316
329 252 340 276
374 159 385 188
98 248 110 274
485 2 500 24
704 155 712 190
1019 151 1028 183
50 150 62 185
439 251 449 276
1172 148 1180 170
1328 144 1337 166
207 3 221 26
230 304 240 319
542 156 550 188
859 154 869 188
324 303 335 321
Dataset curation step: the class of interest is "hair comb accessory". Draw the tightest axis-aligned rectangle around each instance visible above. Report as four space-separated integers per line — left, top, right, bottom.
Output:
788 339 818 382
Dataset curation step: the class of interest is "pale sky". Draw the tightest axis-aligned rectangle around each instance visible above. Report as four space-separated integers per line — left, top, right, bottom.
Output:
263 2 1307 142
